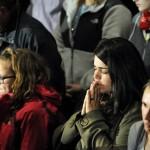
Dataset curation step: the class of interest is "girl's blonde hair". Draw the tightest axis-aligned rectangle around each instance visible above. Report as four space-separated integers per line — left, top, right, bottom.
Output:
0 47 51 101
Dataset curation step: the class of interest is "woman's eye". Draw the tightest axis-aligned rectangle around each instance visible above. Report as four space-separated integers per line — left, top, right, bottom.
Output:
94 67 97 71
142 102 147 108
101 69 109 74
94 66 109 74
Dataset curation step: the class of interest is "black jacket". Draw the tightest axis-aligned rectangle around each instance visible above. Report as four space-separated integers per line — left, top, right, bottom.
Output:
0 13 65 96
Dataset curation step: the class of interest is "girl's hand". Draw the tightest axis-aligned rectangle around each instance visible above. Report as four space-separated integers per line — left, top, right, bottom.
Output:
81 81 102 115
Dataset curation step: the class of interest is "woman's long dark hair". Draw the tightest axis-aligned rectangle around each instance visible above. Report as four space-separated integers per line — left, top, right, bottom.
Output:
94 37 148 114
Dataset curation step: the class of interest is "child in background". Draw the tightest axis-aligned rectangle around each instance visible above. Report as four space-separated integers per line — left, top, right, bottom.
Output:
0 48 64 150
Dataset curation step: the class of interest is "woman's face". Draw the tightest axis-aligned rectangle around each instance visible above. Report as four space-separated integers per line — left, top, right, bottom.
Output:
141 86 150 133
0 59 15 95
134 0 150 11
93 55 112 93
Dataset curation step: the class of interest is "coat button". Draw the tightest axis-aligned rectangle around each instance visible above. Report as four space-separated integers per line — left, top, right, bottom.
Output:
80 116 89 127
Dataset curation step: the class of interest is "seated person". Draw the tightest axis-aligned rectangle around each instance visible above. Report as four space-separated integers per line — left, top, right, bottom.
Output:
0 0 65 96
128 80 150 150
54 0 132 117
0 47 65 150
52 37 148 150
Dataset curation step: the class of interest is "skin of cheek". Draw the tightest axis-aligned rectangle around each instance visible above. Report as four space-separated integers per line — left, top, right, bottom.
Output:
0 84 12 95
141 88 150 133
135 0 150 11
98 76 112 93
93 55 112 93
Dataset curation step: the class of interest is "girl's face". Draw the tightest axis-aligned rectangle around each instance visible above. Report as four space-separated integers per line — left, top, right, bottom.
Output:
134 0 150 11
141 86 150 133
93 55 112 93
0 59 15 95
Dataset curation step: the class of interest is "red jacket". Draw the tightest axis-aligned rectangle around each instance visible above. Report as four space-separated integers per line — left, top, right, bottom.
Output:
0 85 64 150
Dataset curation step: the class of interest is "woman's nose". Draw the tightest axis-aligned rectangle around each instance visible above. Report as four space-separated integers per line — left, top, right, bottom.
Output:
94 69 101 81
145 109 150 120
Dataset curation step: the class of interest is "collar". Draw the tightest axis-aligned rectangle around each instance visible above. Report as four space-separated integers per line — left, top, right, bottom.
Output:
63 0 107 28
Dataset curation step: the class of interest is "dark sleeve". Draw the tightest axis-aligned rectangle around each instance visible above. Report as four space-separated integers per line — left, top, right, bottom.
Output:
76 110 112 150
33 28 65 95
52 112 81 150
16 27 65 95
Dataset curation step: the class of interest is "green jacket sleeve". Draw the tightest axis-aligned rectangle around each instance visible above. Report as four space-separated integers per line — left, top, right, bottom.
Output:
53 103 140 150
75 103 141 150
52 112 81 150
76 110 111 150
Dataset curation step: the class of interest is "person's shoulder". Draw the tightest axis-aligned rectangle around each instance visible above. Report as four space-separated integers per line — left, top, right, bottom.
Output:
124 101 141 117
105 0 125 9
132 12 141 23
128 121 144 150
129 120 145 142
132 120 143 126
16 100 45 117
104 0 132 17
19 13 51 35
18 13 56 44
130 120 144 132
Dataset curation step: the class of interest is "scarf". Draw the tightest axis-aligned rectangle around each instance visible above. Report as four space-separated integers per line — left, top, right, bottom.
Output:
139 10 150 30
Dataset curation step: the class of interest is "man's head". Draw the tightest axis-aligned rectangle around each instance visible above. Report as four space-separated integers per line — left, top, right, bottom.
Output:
0 0 30 32
0 0 16 9
0 0 17 32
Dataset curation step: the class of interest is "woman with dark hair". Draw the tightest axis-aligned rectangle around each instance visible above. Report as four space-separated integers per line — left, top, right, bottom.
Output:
54 0 132 117
53 37 148 150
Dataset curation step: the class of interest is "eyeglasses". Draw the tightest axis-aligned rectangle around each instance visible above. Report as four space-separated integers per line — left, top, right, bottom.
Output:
0 75 15 84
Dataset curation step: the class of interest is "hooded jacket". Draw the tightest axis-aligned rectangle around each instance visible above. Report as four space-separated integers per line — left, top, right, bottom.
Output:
129 12 150 77
54 0 132 89
0 85 64 150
